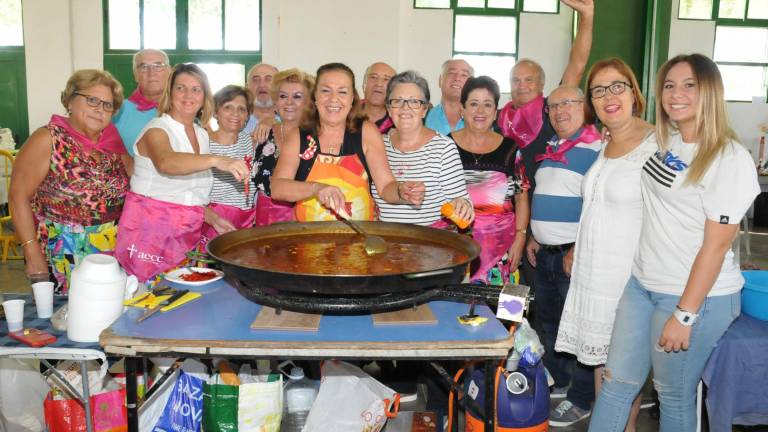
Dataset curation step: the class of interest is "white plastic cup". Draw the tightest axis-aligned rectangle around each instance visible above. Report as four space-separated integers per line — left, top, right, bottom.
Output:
32 281 54 319
2 299 25 333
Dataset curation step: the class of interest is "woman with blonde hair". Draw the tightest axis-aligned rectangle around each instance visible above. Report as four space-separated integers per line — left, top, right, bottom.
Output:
589 53 760 431
10 69 129 294
115 63 248 283
253 68 314 225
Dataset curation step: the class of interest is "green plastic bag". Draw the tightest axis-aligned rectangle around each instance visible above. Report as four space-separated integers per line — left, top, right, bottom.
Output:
203 381 239 432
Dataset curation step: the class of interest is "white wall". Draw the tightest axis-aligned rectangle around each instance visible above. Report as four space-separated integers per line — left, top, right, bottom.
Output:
668 0 768 158
22 0 103 130
23 0 72 130
518 9 572 98
23 0 577 131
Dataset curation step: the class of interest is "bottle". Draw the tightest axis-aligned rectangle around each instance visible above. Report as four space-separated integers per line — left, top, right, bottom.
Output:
441 202 471 229
282 366 318 432
506 349 521 372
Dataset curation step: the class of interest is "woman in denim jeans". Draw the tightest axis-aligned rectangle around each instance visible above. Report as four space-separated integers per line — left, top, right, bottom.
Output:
589 54 760 431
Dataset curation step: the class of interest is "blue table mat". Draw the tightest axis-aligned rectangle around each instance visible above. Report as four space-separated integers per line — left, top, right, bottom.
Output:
109 280 511 343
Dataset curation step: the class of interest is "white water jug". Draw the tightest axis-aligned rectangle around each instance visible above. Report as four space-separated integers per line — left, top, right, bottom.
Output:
67 254 138 342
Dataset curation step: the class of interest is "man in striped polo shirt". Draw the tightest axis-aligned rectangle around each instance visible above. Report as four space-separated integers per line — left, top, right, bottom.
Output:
526 85 601 427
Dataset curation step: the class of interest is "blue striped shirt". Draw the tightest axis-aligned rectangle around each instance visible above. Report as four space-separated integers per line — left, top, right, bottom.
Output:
530 128 601 245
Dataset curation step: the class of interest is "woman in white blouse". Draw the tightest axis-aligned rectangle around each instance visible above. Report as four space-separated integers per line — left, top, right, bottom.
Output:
115 63 247 284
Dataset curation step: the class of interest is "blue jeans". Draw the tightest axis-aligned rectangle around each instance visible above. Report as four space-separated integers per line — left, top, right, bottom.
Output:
533 247 595 411
589 275 740 432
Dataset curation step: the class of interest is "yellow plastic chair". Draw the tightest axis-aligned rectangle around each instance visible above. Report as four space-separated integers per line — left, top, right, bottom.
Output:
0 149 21 262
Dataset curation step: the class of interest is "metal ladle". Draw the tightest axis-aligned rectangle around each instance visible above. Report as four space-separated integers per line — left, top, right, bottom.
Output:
335 208 388 255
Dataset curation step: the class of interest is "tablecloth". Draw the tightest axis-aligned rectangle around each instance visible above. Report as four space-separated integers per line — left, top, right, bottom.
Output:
702 314 768 431
0 294 107 375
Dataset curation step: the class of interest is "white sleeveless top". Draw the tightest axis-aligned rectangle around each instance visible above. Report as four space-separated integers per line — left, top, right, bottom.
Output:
131 114 213 206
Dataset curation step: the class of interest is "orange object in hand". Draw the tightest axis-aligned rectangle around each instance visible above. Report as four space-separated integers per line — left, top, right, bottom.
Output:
441 202 471 229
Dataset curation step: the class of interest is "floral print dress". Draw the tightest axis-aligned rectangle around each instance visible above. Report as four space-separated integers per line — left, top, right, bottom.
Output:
31 123 129 294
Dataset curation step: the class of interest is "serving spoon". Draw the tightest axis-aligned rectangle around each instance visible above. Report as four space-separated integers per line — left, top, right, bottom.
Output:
335 207 388 255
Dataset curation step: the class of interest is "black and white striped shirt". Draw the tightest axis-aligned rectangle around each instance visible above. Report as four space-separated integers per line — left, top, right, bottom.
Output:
372 132 469 225
209 132 256 210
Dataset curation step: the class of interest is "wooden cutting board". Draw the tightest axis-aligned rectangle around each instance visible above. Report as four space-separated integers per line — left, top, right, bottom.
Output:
250 307 322 331
372 304 436 326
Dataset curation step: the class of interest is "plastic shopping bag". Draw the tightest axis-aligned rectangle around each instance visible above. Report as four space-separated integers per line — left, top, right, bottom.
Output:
0 358 49 432
238 375 283 432
43 385 127 432
304 361 400 432
202 378 238 432
152 370 204 432
139 367 179 431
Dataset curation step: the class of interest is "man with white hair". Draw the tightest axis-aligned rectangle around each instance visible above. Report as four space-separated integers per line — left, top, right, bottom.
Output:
498 0 594 189
113 48 170 156
243 63 279 135
527 85 601 427
425 59 473 135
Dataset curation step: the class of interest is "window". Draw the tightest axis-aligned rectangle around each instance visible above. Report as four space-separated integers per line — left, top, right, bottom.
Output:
0 0 28 144
415 0 557 93
103 0 261 95
679 0 768 101
414 0 451 8
414 0 557 12
678 0 714 19
714 26 768 101
453 11 517 93
0 0 23 46
678 0 768 20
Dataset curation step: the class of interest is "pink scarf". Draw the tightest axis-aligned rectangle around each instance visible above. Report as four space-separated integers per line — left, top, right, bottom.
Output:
535 124 601 165
127 88 158 111
378 116 394 133
498 95 545 148
49 114 125 155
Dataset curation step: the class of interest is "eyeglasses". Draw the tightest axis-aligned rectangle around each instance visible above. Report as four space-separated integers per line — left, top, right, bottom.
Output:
137 62 168 73
546 99 583 112
387 98 427 109
73 92 115 112
589 81 632 99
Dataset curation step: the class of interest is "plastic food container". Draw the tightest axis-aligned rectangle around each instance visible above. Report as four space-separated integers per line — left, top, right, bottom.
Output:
742 271 768 321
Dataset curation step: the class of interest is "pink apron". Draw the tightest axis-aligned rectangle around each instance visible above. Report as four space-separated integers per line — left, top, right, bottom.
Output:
115 192 204 282
469 212 516 284
254 191 295 226
200 202 258 246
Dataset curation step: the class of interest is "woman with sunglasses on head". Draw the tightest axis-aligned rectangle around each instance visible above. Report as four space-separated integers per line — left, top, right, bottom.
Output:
10 69 129 294
589 54 760 431
448 76 528 284
552 58 656 428
372 70 473 226
252 68 314 226
115 63 248 285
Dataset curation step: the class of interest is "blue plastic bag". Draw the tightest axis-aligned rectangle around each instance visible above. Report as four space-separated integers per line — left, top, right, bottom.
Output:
153 370 204 432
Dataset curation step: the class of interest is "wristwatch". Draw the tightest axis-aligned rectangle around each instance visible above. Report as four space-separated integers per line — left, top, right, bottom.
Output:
673 305 699 326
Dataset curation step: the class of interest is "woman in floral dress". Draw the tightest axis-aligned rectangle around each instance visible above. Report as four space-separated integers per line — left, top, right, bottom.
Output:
10 69 130 294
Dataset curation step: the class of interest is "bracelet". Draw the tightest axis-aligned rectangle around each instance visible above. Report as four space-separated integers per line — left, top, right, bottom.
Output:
19 238 36 247
516 229 527 234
